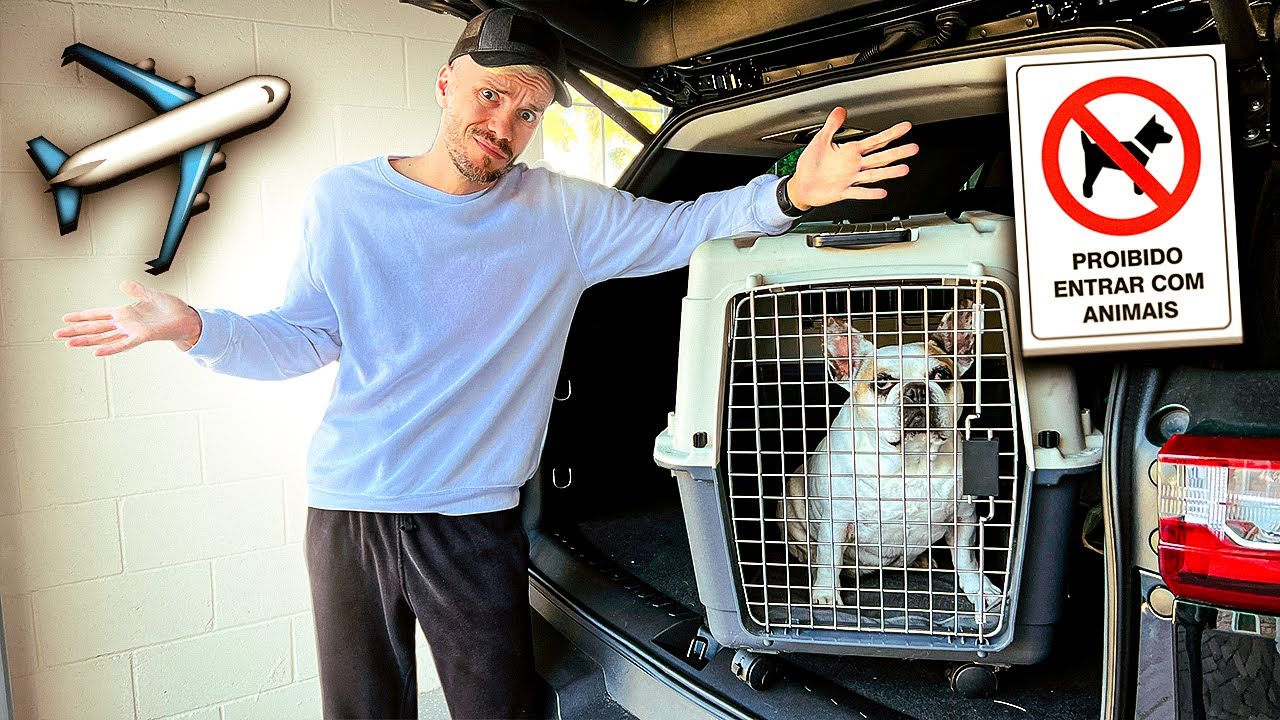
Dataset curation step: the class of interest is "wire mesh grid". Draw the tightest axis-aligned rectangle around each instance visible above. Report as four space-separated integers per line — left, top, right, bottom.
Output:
722 280 1022 643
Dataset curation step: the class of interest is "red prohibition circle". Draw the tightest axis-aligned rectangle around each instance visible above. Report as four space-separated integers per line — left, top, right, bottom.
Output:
1041 76 1201 236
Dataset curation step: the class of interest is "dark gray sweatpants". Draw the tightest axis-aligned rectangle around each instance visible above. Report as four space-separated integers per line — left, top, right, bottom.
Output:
304 506 539 720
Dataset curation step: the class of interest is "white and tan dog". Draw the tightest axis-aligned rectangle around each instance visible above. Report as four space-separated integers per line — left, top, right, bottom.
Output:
780 300 1001 618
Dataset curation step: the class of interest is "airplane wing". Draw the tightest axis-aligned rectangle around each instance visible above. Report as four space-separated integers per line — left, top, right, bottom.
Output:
146 140 220 275
61 43 199 114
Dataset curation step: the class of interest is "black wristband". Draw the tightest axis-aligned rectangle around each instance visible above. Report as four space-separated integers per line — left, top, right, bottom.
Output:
776 175 806 218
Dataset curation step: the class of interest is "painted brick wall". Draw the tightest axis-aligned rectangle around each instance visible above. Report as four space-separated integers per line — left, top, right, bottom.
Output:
0 2 537 718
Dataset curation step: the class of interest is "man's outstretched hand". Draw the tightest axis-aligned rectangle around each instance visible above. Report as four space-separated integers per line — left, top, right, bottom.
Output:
787 107 918 210
54 281 203 357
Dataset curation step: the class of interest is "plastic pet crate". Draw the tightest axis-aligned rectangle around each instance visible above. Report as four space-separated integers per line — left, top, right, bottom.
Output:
654 212 1102 662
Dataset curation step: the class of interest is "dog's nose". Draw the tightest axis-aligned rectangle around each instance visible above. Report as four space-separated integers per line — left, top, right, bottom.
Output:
901 382 929 430
902 382 927 405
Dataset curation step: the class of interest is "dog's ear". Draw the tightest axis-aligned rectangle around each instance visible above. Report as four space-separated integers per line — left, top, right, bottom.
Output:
822 317 875 383
930 300 979 376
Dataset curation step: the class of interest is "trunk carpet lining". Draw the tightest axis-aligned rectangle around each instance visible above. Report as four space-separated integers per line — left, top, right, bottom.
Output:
572 498 1102 720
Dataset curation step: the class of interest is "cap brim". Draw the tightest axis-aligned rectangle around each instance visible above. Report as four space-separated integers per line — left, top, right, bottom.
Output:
468 51 572 107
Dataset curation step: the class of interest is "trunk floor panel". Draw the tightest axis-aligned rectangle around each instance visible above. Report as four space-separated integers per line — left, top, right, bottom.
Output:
577 502 706 616
570 499 1103 720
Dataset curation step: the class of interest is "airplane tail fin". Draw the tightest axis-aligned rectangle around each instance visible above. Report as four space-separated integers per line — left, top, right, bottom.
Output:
25 136 82 234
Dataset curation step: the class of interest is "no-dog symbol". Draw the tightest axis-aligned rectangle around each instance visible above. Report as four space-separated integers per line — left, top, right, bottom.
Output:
1006 46 1240 356
1042 77 1200 236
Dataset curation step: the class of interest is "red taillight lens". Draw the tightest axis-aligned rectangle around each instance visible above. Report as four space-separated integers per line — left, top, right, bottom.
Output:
1156 434 1280 615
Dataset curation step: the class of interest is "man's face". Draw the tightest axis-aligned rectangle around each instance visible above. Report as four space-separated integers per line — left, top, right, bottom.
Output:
437 56 555 185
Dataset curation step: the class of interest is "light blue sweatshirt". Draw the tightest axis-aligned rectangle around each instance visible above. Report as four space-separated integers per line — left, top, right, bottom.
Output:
188 155 793 514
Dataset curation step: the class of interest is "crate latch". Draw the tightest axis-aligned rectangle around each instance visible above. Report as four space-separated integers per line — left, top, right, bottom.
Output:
961 437 1000 497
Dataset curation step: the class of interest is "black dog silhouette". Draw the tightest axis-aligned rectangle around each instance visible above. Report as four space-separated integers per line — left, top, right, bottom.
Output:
1080 115 1174 198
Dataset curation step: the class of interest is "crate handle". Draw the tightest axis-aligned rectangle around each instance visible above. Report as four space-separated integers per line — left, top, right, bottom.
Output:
807 225 918 249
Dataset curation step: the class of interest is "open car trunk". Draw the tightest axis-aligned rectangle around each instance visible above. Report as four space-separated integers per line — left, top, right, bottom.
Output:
518 21 1165 720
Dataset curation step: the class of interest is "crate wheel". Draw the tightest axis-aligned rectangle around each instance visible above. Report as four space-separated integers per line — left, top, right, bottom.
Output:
731 649 777 691
950 662 999 698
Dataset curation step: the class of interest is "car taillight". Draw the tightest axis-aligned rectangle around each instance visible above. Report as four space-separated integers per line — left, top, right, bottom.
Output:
1156 434 1280 614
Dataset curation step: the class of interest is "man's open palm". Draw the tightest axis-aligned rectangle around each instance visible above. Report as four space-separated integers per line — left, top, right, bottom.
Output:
789 107 918 209
55 280 201 357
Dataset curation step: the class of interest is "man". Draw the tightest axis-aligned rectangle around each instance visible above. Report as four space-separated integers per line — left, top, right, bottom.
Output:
55 8 917 719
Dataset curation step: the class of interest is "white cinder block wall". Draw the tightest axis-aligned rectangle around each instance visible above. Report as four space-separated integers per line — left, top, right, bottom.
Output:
0 2 542 718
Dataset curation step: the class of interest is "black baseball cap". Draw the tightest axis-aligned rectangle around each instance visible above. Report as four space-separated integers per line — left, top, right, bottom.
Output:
449 9 573 107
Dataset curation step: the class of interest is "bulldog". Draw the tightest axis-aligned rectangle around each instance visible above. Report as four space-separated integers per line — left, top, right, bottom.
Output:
779 299 1002 619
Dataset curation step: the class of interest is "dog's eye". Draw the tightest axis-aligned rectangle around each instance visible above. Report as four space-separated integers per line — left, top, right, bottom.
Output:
875 375 896 394
930 366 953 382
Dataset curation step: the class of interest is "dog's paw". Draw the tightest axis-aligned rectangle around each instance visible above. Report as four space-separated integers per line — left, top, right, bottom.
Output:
810 587 838 606
982 577 1001 600
955 574 1004 622
966 584 1004 625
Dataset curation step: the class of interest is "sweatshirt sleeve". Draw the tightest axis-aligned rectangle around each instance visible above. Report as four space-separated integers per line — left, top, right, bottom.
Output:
558 172 795 286
185 187 341 380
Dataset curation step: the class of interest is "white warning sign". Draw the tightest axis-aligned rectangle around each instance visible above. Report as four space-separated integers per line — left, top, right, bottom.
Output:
1006 45 1241 355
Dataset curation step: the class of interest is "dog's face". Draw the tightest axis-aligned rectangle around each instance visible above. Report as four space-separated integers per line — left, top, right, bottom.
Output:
822 301 978 452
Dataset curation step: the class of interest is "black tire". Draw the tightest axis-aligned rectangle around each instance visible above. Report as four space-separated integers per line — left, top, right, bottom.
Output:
950 663 999 699
732 649 779 691
1198 627 1280 720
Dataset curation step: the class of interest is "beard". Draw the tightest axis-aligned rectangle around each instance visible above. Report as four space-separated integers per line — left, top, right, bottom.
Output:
445 117 515 185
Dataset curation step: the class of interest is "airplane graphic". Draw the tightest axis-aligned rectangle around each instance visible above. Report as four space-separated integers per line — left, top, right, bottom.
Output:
25 43 291 275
